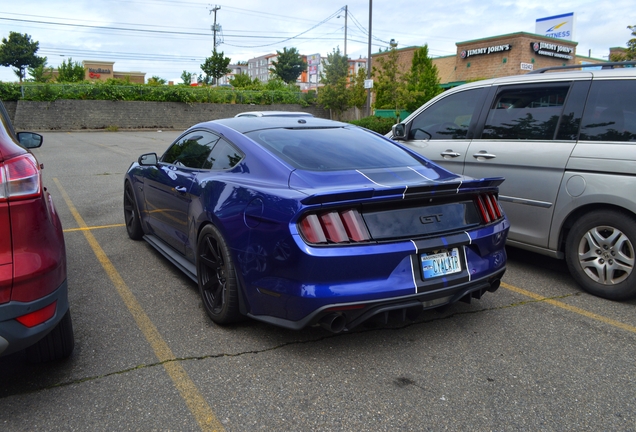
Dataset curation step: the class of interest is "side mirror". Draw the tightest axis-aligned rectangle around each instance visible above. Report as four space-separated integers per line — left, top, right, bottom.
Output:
138 153 158 166
17 132 43 149
392 123 407 140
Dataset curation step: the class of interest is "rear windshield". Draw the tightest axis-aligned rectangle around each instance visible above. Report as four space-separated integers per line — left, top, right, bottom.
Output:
245 126 424 171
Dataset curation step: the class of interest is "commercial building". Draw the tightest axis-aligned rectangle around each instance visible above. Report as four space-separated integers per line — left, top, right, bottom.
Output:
372 32 607 90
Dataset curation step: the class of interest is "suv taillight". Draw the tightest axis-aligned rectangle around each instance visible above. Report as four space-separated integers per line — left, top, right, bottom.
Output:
0 153 41 202
299 209 371 245
475 193 503 224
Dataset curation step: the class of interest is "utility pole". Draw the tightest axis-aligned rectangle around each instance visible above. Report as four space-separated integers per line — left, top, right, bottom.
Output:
209 5 221 51
344 5 348 58
366 0 372 117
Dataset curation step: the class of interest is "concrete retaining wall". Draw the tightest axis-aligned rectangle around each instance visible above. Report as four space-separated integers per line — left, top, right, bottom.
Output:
7 100 345 131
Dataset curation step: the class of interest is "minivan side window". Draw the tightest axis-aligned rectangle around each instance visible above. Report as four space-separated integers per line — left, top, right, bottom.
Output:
407 88 485 140
481 84 570 140
579 80 636 142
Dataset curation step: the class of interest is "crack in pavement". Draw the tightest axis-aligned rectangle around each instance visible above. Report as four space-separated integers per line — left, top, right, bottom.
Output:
0 292 581 399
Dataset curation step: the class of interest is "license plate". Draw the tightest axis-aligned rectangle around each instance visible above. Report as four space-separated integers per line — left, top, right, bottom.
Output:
421 248 462 279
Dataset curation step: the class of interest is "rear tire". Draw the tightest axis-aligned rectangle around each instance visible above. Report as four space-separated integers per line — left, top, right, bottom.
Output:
197 225 242 324
565 210 636 300
124 182 144 240
25 310 75 363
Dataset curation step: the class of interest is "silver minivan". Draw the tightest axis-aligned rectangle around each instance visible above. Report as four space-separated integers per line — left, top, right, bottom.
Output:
391 63 636 300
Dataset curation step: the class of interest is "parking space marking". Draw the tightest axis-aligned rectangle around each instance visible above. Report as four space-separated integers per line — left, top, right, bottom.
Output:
53 178 225 432
502 282 636 335
63 223 125 233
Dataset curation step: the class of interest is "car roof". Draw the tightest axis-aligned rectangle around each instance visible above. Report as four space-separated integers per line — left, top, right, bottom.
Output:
209 116 348 134
234 111 314 117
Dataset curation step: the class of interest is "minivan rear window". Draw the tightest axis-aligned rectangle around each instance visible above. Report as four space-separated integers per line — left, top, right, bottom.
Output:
579 80 636 142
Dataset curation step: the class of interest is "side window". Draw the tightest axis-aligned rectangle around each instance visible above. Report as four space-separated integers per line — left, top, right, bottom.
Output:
161 131 219 169
481 84 569 140
579 80 636 142
408 88 485 140
205 138 243 170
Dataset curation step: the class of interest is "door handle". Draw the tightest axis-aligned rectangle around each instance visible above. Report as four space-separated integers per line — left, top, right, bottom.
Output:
472 151 496 159
175 186 187 193
440 150 461 158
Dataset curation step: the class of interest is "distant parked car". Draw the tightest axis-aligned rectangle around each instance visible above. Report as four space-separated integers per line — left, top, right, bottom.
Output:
123 116 508 333
390 62 636 300
235 111 314 118
0 100 74 362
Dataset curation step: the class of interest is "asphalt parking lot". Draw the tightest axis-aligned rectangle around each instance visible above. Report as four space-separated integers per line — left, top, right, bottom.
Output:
1 130 635 431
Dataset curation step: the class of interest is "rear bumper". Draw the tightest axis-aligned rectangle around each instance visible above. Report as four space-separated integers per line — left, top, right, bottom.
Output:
0 279 69 357
248 268 505 332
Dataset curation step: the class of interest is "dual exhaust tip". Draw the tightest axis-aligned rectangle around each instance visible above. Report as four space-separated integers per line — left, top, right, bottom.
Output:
318 278 502 333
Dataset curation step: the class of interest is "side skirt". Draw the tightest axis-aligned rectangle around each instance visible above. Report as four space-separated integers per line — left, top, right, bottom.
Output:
143 234 197 282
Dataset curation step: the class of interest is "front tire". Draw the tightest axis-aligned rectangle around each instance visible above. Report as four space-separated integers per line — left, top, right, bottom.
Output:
197 225 241 324
565 210 636 300
124 182 144 240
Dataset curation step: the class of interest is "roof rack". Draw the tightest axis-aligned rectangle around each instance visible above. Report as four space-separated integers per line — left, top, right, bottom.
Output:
528 61 636 74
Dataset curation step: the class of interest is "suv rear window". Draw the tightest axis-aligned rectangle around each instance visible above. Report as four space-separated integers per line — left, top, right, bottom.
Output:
246 127 425 171
482 84 570 140
579 80 636 142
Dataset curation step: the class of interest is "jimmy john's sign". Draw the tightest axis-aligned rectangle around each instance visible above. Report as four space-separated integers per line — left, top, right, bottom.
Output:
460 43 511 59
530 41 574 60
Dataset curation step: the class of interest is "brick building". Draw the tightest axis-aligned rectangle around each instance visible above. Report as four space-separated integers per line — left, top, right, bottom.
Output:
372 32 607 89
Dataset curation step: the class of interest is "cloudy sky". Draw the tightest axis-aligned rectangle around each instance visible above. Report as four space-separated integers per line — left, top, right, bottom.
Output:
0 0 633 83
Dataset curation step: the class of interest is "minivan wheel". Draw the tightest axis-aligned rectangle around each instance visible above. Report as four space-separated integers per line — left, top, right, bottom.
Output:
565 210 636 300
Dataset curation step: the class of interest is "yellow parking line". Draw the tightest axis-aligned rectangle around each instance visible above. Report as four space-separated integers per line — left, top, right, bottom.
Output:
53 178 224 432
64 223 125 233
502 282 636 335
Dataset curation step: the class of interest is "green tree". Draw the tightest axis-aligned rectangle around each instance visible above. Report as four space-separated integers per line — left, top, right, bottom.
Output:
372 46 404 111
350 67 368 109
201 50 231 86
317 47 350 119
610 25 636 61
270 47 306 84
0 32 45 82
56 57 85 83
147 76 167 86
403 45 442 112
28 57 53 83
229 72 253 88
181 70 194 85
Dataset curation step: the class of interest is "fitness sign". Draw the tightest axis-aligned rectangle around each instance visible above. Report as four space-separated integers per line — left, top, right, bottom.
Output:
460 43 511 59
530 42 574 60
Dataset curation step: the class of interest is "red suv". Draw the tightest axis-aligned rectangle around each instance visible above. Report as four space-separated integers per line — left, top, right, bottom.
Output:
0 101 73 362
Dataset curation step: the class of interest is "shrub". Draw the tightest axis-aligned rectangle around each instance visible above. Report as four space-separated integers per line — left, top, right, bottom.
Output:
348 116 396 135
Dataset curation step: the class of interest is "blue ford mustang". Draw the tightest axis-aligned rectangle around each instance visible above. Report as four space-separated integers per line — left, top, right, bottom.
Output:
123 117 509 332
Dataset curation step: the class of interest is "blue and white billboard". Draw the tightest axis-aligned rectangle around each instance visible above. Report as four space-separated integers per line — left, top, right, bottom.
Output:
535 12 575 41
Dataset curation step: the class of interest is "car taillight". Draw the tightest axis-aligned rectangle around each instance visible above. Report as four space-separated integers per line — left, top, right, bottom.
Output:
0 153 41 201
299 209 371 245
475 193 503 224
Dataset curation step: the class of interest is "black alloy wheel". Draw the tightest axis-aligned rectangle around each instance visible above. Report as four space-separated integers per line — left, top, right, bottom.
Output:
197 224 241 324
124 182 144 240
